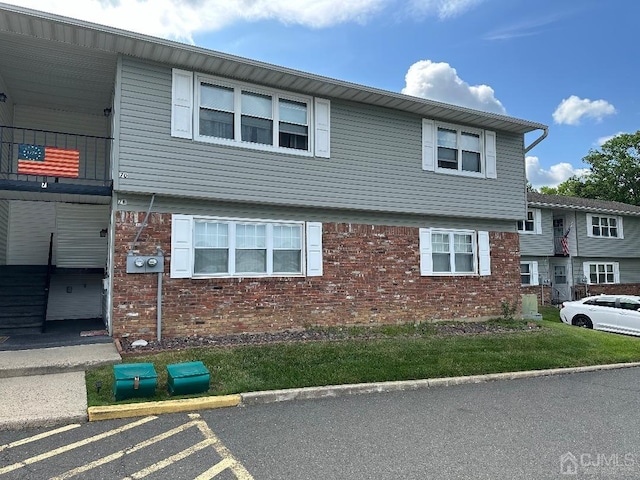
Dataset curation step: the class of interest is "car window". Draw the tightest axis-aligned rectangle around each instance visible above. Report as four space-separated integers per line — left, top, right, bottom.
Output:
620 301 640 311
593 299 617 308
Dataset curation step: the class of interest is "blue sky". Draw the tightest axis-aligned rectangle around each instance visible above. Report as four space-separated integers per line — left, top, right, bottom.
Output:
4 0 637 188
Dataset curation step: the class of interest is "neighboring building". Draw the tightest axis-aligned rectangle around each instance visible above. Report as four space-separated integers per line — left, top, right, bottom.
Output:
0 5 547 340
520 192 640 304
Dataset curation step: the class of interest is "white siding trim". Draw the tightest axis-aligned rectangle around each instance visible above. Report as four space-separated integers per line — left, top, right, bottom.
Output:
586 214 594 238
484 130 497 179
314 98 330 158
419 228 433 275
614 262 620 283
306 222 323 276
478 231 491 276
534 209 542 234
422 119 435 171
530 261 539 286
171 69 193 139
170 214 193 278
618 217 624 239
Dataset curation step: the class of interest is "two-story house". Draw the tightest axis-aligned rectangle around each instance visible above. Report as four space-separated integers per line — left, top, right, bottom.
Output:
520 192 640 304
0 4 547 341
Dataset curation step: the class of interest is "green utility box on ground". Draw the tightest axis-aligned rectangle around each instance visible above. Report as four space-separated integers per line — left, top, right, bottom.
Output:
113 363 158 401
166 361 211 396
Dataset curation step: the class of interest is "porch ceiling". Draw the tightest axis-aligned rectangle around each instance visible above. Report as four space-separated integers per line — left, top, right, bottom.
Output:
0 30 117 116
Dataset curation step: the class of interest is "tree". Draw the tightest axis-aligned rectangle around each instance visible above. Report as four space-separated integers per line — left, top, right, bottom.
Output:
548 131 640 206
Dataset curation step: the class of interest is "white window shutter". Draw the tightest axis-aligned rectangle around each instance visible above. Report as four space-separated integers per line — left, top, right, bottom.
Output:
171 69 193 139
586 214 593 237
618 217 624 239
314 98 330 158
583 262 591 284
478 231 491 276
531 261 539 286
419 228 433 275
534 209 542 234
306 222 323 276
170 214 193 278
485 130 497 179
422 119 435 171
614 262 620 283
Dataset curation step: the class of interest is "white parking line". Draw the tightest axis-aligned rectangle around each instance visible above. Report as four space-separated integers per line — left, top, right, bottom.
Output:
0 416 157 475
0 424 81 453
194 458 235 479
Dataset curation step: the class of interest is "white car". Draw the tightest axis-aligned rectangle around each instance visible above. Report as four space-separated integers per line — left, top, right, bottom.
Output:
560 295 640 336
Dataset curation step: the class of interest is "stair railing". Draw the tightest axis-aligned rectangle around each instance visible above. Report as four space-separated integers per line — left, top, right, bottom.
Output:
42 232 54 333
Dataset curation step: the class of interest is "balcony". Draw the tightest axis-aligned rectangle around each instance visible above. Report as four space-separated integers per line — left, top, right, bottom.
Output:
0 126 112 197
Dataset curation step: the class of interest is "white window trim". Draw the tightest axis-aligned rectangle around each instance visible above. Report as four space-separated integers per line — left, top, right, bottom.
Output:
193 73 315 157
170 215 323 279
583 261 620 285
520 261 539 286
419 228 490 276
586 213 624 239
422 120 496 179
518 208 542 234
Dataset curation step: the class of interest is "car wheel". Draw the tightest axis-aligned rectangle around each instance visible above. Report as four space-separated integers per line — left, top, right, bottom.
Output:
572 315 593 329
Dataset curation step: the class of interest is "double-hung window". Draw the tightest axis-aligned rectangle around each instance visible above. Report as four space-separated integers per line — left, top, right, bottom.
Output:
520 261 539 285
422 120 496 178
197 78 310 153
586 214 623 238
172 69 330 157
419 228 491 276
517 209 541 234
583 262 619 284
171 215 323 278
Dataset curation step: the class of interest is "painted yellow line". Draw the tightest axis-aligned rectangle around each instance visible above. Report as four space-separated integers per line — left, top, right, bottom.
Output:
191 413 254 480
0 424 81 452
194 458 235 479
0 416 157 475
88 395 241 421
124 439 214 479
51 419 200 480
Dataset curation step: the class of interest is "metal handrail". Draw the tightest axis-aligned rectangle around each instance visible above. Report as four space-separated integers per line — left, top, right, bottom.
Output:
42 232 54 333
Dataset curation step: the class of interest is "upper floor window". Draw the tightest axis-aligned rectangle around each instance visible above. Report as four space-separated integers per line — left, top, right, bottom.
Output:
586 214 623 239
171 69 330 158
517 209 541 234
422 120 496 178
198 80 310 152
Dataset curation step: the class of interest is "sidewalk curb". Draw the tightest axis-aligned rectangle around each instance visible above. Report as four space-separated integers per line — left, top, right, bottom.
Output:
86 362 640 421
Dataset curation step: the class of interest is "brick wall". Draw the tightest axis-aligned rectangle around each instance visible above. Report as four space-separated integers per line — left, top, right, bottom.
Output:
521 285 552 306
583 283 640 296
111 212 522 339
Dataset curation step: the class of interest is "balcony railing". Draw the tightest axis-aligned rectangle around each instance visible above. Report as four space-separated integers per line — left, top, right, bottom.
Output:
0 125 112 186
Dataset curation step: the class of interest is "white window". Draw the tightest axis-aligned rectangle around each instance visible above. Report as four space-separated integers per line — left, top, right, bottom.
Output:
517 209 541 234
583 262 620 284
171 69 330 157
520 261 539 286
586 214 623 239
419 228 490 276
422 120 496 178
171 215 323 278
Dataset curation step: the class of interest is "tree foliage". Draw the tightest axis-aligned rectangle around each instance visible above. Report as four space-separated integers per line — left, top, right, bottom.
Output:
549 131 640 205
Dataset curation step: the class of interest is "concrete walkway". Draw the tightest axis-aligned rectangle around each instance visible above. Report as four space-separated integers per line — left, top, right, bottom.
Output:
0 343 121 430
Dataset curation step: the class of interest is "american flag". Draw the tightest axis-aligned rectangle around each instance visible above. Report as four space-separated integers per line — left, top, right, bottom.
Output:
17 144 80 178
561 222 573 256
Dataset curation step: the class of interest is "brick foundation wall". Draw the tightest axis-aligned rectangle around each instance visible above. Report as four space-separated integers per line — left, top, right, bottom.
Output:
585 283 640 296
521 285 552 306
111 212 522 339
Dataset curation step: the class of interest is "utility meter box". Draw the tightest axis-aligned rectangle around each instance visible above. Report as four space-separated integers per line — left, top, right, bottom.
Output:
113 363 158 401
126 254 164 274
166 361 211 396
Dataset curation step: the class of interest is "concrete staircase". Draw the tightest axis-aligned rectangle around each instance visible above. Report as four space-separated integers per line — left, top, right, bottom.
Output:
0 265 48 335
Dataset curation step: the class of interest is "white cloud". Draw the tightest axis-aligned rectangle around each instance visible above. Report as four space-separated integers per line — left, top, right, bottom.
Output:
3 0 389 42
401 60 506 114
526 156 590 189
552 95 616 126
407 0 485 19
596 131 625 146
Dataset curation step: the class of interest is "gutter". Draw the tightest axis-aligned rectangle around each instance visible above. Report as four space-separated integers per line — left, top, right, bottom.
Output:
524 127 548 154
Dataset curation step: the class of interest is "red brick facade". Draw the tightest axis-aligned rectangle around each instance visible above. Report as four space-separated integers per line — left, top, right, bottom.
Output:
111 212 522 339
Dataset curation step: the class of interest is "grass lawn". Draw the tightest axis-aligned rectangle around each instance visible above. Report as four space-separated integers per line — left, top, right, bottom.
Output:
86 306 640 406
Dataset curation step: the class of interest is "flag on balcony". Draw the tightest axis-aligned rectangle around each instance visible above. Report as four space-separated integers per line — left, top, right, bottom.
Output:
561 223 573 256
17 144 80 178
